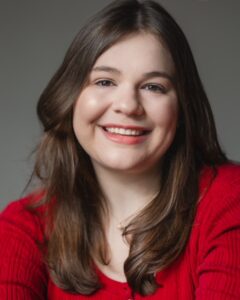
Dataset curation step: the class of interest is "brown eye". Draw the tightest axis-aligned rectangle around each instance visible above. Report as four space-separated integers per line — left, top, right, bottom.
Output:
143 84 166 94
95 80 115 87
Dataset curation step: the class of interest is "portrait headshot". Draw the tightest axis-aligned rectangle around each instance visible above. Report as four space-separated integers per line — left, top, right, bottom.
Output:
0 1 240 299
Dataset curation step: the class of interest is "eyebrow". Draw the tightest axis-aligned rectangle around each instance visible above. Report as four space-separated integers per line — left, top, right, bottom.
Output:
92 65 175 83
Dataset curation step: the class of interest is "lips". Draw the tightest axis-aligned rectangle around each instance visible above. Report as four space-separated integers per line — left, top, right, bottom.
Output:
101 124 150 137
99 124 151 145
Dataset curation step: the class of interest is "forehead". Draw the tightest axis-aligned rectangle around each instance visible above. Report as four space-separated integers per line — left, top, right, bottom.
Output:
92 32 175 75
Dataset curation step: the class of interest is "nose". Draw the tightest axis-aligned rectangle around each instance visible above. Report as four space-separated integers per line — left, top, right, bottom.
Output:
111 86 144 116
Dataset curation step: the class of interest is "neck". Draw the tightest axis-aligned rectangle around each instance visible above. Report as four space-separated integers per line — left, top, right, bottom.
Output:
92 163 161 222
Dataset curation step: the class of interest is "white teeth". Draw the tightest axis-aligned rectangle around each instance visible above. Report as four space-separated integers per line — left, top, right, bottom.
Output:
105 127 144 136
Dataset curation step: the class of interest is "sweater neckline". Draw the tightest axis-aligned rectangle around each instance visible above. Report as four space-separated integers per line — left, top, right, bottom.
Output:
95 266 134 297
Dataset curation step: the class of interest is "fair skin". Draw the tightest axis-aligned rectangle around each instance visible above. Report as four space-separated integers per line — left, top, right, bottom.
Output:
73 32 178 281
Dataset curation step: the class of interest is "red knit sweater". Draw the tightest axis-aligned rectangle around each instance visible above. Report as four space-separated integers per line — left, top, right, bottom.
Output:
0 164 240 299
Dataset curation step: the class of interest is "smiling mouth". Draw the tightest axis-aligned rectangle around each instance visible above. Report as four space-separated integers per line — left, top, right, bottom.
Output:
102 126 150 136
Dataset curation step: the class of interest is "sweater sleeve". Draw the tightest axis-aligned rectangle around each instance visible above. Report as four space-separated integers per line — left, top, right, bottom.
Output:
196 168 240 300
0 198 48 300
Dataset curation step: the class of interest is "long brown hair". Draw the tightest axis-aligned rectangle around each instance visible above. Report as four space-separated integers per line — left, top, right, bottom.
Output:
31 0 227 296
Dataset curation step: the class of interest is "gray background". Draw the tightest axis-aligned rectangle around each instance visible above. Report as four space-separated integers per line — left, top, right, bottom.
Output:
0 0 239 210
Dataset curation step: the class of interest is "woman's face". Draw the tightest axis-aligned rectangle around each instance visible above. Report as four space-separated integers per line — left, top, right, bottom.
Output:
73 32 178 174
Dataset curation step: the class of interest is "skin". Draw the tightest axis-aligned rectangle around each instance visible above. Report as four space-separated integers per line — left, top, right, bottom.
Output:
73 32 178 281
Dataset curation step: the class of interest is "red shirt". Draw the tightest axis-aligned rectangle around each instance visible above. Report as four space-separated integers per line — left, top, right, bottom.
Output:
0 164 240 299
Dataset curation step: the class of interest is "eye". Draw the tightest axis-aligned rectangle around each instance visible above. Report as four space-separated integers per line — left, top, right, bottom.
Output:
142 83 166 94
95 79 115 87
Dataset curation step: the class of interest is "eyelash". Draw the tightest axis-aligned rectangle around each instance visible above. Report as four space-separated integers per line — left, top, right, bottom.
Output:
142 83 167 94
95 79 114 87
95 79 167 94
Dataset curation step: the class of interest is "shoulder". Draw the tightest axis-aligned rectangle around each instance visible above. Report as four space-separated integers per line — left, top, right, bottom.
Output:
0 192 46 245
213 162 240 184
194 162 240 237
200 162 240 187
195 162 240 234
199 162 240 207
189 163 240 297
0 194 49 298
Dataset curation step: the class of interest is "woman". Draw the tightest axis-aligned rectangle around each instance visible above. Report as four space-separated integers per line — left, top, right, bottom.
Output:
0 0 240 299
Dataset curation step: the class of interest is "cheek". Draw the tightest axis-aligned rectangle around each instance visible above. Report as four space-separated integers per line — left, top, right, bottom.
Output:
147 97 178 127
73 89 109 125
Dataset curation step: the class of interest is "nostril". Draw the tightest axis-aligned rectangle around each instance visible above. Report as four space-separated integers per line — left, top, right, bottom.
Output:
112 101 144 116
